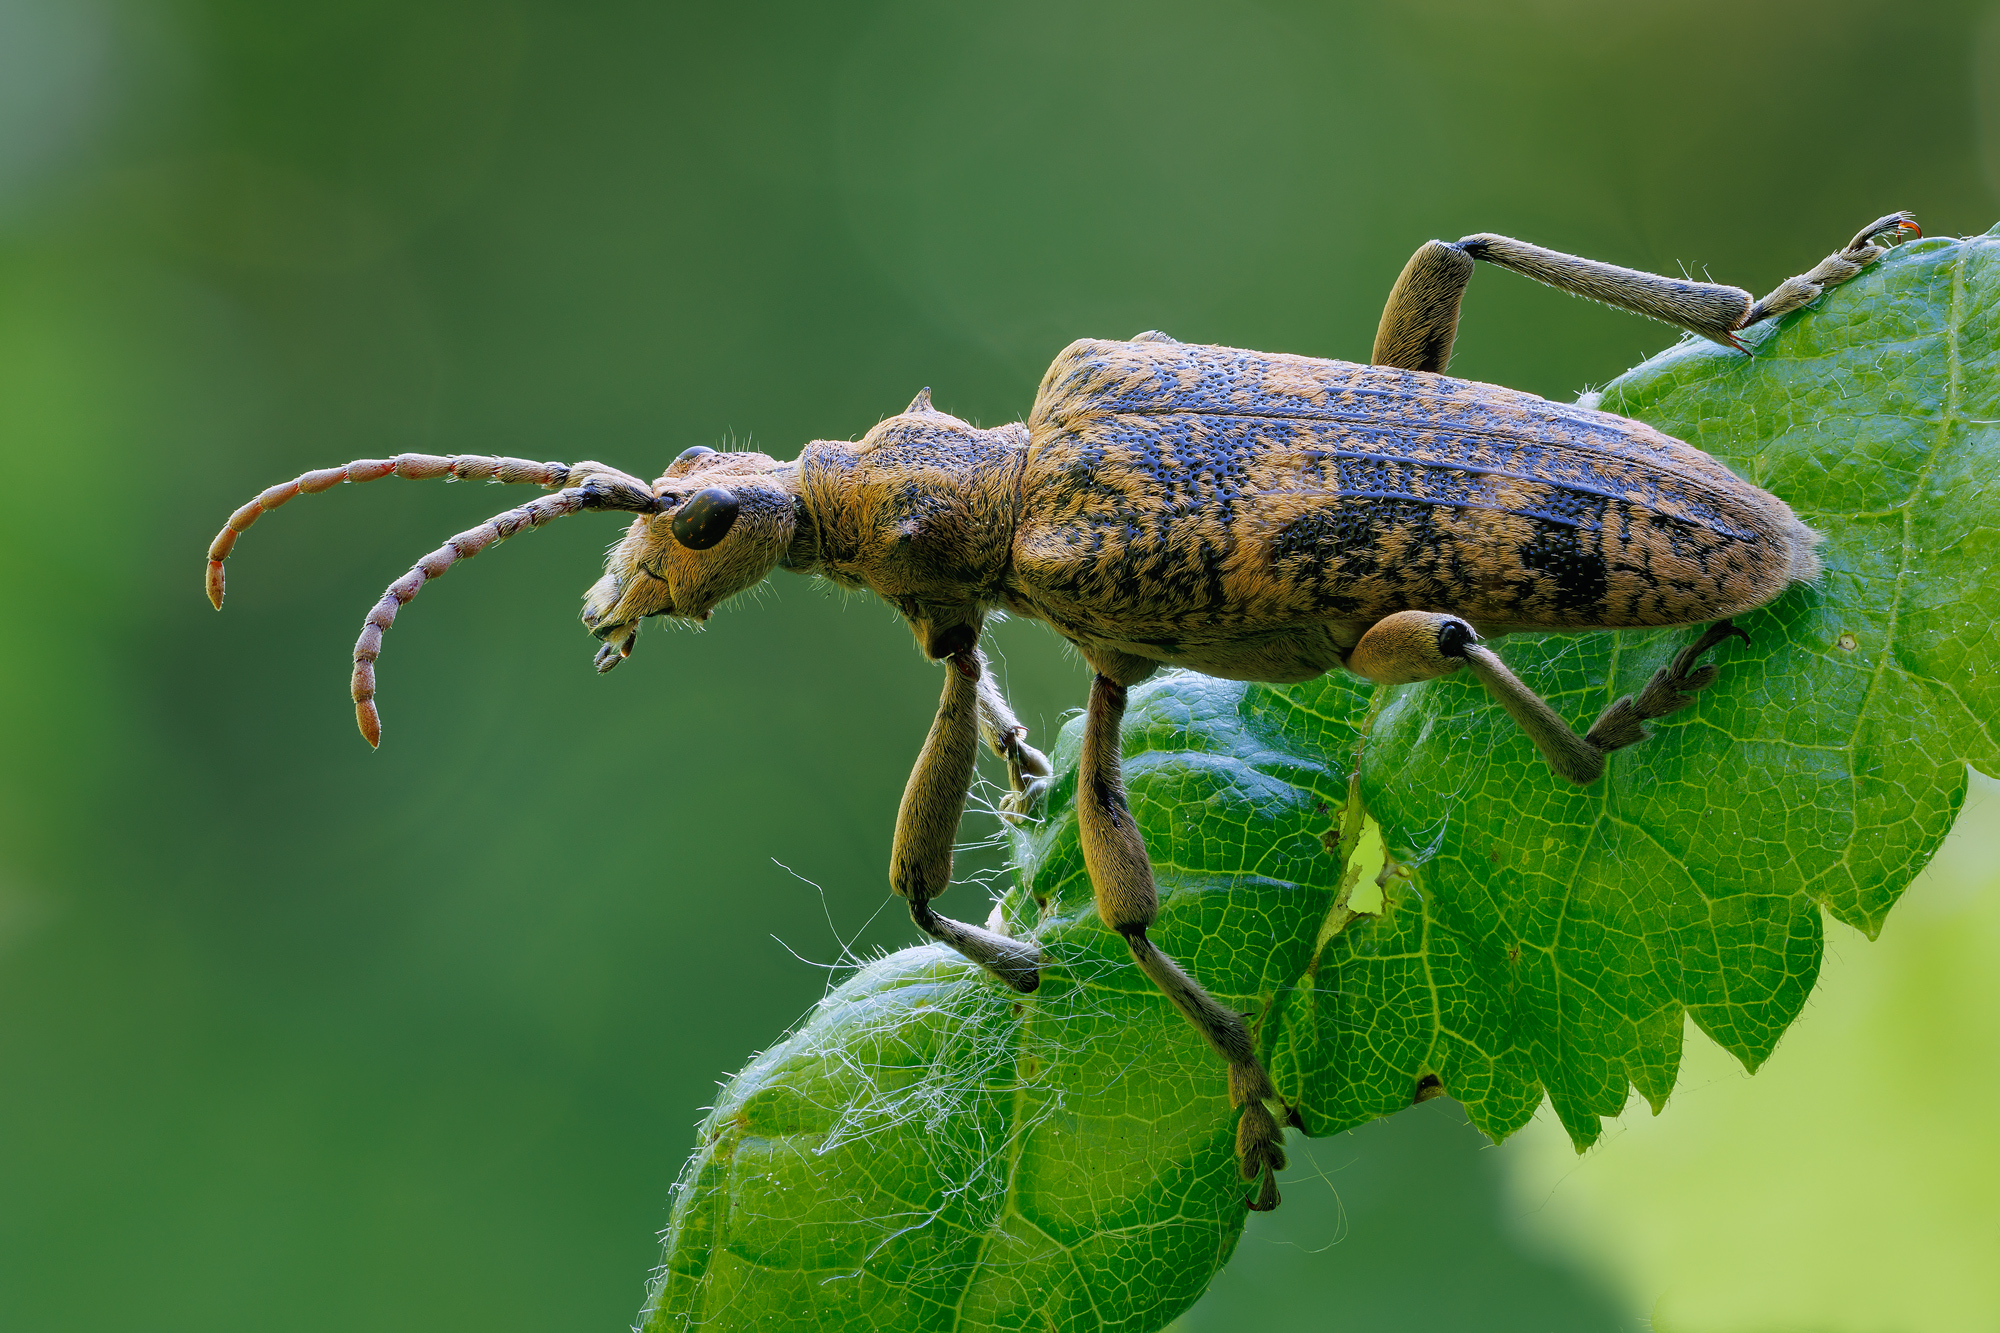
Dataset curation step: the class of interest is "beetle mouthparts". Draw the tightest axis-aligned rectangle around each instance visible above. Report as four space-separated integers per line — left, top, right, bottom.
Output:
593 631 635 674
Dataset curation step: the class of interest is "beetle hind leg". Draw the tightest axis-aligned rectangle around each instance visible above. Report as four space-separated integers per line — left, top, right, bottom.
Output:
1350 612 1749 786
1374 212 1919 359
1454 619 1749 784
1580 620 1750 759
1371 240 1475 372
1079 671 1295 1211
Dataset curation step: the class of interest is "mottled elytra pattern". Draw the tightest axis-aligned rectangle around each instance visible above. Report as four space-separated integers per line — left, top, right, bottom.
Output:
645 225 1997 1332
1344 224 2000 1145
1009 340 1816 680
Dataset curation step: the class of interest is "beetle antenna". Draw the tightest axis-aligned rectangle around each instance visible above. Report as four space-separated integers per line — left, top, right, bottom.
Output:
206 454 577 609
351 486 603 748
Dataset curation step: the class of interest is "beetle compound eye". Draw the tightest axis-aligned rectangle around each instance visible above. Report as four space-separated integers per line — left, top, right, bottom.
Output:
675 445 716 464
671 487 740 550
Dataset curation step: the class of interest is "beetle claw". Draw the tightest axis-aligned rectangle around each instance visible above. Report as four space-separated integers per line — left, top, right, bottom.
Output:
1000 734 1053 824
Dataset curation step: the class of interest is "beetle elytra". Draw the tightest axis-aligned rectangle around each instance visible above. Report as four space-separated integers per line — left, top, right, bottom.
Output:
208 211 1918 1211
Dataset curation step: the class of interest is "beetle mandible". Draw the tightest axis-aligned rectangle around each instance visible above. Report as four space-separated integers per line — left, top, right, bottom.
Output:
207 211 1918 1212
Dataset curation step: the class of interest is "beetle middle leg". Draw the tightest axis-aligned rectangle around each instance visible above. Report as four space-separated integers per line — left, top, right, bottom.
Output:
1350 610 1749 785
1077 671 1293 1211
891 648 1045 992
1372 212 1919 366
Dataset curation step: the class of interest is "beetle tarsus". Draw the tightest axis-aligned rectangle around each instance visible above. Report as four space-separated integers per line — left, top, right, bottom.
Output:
999 731 1053 822
593 629 636 674
973 666 1052 824
1584 619 1747 758
1234 1095 1285 1212
1738 211 1919 332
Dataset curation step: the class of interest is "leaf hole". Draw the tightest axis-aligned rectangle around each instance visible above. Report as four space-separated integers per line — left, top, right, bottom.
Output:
1345 815 1388 916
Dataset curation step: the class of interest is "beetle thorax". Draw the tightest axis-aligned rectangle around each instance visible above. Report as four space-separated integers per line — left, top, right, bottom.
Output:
793 397 1029 653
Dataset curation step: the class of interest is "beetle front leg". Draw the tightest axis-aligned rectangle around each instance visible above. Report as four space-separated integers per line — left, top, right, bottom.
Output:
1078 672 1293 1211
971 657 1052 822
891 650 1044 993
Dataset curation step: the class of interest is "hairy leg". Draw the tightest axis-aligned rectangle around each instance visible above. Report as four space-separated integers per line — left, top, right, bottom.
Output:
1348 610 1747 785
1076 672 1292 1210
891 650 1044 991
971 655 1053 821
1371 212 1919 366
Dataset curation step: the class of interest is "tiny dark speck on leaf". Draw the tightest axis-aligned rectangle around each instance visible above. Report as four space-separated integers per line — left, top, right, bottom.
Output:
1320 828 1341 853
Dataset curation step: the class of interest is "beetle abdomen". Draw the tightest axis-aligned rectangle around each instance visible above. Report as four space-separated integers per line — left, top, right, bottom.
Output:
1015 339 1818 637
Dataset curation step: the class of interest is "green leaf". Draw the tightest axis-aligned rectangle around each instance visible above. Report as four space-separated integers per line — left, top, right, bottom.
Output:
1326 222 2000 1145
641 224 2000 1331
642 677 1359 1330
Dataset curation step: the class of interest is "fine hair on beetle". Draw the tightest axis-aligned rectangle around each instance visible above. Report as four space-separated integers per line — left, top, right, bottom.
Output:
209 211 1917 1212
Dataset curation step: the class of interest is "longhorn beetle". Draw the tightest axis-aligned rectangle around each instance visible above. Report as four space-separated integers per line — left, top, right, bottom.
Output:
208 212 1918 1211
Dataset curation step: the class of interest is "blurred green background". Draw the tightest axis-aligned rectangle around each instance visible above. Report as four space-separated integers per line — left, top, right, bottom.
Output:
3 1 1997 1329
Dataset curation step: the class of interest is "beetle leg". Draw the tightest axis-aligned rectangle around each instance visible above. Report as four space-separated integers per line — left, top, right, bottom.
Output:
1460 624 1748 784
1449 231 1758 349
971 655 1052 822
1578 620 1750 760
1410 212 1917 352
1350 612 1748 785
1371 239 1475 372
1738 212 1921 330
891 650 1044 993
1349 610 1604 779
1454 640 1611 785
1459 620 1749 784
1078 672 1292 1211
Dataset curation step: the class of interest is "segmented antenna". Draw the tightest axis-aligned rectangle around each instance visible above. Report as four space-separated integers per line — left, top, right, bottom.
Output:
350 488 592 748
205 454 574 609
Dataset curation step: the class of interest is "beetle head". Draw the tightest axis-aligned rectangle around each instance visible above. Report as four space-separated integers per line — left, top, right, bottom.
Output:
581 446 797 670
